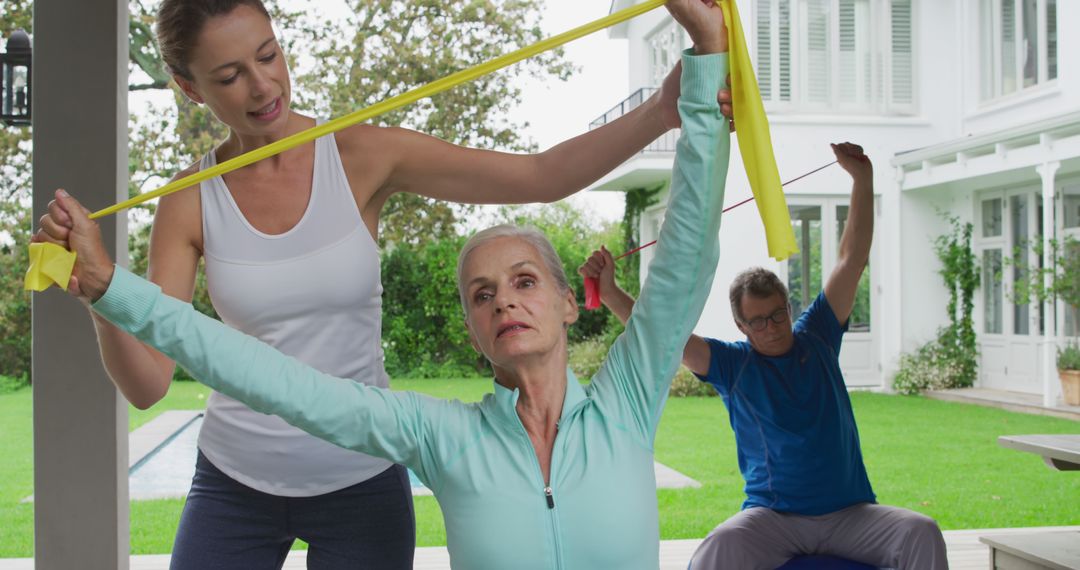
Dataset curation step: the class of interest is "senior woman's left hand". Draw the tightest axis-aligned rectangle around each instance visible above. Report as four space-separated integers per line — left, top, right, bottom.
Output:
31 189 116 303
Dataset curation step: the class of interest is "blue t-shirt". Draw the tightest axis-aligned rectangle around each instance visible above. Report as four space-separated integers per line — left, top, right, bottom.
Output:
696 292 876 516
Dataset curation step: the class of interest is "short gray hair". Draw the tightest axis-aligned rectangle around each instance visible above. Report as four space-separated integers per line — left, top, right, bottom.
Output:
456 224 571 312
729 267 789 321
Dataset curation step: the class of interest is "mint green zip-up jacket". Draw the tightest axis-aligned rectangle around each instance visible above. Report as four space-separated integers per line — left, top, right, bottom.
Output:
93 51 729 570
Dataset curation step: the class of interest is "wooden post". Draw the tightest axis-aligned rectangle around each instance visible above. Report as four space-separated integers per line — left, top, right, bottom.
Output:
31 1 130 568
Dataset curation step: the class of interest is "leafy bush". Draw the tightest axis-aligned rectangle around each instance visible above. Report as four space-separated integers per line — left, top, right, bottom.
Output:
0 195 31 381
381 236 482 378
892 339 969 395
1059 343 1080 371
894 214 980 395
669 366 717 397
0 373 29 394
568 337 609 380
932 214 979 387
568 339 717 398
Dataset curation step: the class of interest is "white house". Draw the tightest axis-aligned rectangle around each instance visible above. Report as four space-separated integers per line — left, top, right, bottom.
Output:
587 0 1079 405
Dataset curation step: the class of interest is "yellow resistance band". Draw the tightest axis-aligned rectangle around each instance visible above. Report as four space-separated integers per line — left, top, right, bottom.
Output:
26 0 795 292
720 0 797 261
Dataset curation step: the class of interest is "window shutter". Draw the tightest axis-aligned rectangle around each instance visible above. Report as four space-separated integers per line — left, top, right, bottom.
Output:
804 0 832 104
758 0 774 100
889 0 914 111
839 0 857 104
779 0 793 101
1048 0 1057 79
1001 0 1018 94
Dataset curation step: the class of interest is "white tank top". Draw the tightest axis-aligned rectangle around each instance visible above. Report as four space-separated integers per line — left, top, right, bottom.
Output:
196 122 393 496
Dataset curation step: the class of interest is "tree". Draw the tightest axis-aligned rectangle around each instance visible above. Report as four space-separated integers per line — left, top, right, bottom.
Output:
0 0 34 381
1009 236 1080 337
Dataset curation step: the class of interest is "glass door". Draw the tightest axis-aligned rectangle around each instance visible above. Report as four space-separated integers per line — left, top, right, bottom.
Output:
782 197 878 386
976 188 1043 393
787 204 823 316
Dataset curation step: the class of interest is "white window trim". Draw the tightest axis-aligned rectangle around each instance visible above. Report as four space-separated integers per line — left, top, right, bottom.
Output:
968 80 1061 118
645 19 686 89
777 195 879 337
1060 178 1080 337
980 0 1058 103
754 0 917 116
976 191 1007 337
1005 187 1044 336
975 187 1053 338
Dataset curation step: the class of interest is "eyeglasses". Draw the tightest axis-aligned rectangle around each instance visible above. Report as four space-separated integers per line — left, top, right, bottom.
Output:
741 306 791 332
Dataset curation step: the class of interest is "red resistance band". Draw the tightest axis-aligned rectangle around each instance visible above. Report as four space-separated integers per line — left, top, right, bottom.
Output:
583 160 837 310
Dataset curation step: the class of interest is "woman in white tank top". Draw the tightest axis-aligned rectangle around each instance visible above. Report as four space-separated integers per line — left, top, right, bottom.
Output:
81 0 728 568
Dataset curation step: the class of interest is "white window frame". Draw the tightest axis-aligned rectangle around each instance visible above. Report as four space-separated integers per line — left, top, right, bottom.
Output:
976 192 1007 336
1059 178 1080 337
646 19 686 90
779 195 879 331
754 0 916 115
980 0 1058 102
1005 188 1045 336
975 187 1050 338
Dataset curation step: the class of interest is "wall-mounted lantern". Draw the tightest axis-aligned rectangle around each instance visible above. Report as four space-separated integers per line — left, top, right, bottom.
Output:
1 29 32 127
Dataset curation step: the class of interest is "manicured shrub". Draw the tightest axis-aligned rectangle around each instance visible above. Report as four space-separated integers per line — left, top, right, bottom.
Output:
669 366 717 397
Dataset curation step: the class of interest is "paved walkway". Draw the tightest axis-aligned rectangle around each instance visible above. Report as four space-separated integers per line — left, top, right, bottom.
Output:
926 387 1080 421
2 526 1077 569
25 411 701 502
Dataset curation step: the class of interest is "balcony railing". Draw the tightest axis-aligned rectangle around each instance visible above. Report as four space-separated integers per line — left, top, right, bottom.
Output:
589 87 678 153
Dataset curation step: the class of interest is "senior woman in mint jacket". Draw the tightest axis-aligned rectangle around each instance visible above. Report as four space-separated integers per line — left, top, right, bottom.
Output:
36 2 732 567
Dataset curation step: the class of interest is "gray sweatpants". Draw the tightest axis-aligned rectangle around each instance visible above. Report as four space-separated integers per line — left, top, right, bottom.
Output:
688 503 948 570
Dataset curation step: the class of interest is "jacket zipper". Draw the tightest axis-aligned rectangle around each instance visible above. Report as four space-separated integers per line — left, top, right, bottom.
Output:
544 407 585 569
515 397 586 569
513 417 564 570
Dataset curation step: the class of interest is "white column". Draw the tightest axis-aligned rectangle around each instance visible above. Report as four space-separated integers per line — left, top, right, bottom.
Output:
31 0 130 568
880 166 906 388
1037 161 1060 408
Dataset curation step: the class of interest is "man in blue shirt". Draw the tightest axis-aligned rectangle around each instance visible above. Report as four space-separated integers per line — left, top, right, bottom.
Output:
580 142 947 569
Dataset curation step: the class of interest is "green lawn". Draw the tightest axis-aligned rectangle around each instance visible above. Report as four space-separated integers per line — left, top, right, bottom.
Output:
0 379 1077 557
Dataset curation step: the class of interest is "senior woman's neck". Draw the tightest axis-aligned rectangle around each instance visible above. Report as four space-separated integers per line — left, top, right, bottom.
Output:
493 355 570 429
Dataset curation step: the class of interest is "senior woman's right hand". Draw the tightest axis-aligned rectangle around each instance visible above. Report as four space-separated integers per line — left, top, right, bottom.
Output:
31 189 116 303
578 246 619 301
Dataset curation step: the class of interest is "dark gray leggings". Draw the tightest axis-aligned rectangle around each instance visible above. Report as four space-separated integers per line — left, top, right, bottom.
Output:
169 451 416 569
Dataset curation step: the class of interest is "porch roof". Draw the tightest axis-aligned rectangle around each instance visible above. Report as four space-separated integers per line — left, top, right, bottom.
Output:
891 110 1080 192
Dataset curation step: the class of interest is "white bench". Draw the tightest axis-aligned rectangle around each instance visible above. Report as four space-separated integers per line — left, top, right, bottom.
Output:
979 532 1080 570
998 435 1080 471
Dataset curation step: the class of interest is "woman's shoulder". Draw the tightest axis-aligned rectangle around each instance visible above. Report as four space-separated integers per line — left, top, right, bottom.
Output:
339 122 436 159
152 159 204 244
170 160 202 183
334 122 409 156
157 159 203 209
333 124 412 197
